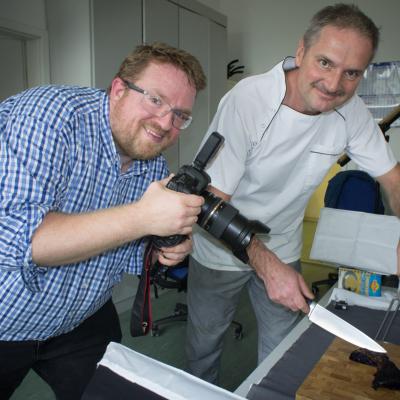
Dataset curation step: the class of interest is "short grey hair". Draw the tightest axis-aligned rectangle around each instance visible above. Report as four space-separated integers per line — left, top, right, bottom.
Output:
303 3 380 60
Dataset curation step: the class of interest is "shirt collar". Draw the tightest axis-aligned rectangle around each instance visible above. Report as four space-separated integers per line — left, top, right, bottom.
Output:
282 56 297 71
270 57 298 109
99 92 118 166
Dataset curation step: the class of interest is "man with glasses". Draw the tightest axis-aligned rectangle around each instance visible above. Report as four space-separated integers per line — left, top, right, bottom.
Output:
121 79 193 130
186 3 400 385
0 42 206 399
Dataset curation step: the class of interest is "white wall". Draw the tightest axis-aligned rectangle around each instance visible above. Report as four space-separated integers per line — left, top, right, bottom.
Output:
199 0 400 160
214 0 400 76
45 0 92 86
5 0 398 79
0 0 46 29
0 0 49 88
195 0 221 12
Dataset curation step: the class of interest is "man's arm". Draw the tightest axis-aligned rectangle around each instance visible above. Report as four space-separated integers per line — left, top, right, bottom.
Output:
246 237 313 313
376 163 400 217
208 186 314 313
32 177 203 267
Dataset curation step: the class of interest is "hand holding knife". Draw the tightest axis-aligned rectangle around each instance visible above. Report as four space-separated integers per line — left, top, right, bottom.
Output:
247 238 385 353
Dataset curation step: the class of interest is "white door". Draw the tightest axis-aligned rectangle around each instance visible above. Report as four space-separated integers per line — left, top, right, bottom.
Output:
0 31 28 101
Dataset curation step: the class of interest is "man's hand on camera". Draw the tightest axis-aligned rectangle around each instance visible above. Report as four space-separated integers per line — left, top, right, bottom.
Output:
247 237 314 314
140 176 204 237
156 236 193 266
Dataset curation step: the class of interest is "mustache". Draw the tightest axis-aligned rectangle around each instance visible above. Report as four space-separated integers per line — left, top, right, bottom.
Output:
312 82 345 97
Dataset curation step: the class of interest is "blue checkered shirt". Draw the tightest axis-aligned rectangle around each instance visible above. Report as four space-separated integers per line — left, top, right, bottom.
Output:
0 85 168 340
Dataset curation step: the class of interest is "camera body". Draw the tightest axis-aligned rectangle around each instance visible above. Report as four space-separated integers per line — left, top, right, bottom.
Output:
166 164 210 196
152 132 270 264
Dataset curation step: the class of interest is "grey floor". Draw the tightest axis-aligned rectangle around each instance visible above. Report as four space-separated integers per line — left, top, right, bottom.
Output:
10 263 334 399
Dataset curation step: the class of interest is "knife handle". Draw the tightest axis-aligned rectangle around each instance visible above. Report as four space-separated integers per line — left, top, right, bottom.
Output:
306 299 317 315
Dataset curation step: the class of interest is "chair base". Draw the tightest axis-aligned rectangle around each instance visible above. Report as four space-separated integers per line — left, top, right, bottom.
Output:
151 303 187 337
151 303 243 340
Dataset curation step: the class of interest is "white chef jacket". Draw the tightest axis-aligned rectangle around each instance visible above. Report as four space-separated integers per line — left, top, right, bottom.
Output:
192 58 397 271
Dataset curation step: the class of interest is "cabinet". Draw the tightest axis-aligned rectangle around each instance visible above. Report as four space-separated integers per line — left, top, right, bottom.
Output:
46 0 226 171
92 0 142 90
144 0 179 47
178 7 209 167
143 0 227 171
46 0 227 313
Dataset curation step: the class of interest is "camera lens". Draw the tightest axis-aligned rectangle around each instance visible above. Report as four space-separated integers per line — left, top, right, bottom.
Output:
151 129 269 263
198 192 253 248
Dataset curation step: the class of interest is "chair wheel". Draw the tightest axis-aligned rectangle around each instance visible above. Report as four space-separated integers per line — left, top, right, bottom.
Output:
174 303 187 315
234 327 243 340
151 325 160 337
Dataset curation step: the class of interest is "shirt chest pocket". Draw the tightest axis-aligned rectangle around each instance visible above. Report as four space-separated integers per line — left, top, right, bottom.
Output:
303 144 344 192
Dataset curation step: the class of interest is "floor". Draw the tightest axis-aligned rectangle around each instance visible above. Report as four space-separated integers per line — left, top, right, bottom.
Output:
10 262 335 399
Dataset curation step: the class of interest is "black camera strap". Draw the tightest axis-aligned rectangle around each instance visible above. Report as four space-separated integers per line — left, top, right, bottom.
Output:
130 243 155 337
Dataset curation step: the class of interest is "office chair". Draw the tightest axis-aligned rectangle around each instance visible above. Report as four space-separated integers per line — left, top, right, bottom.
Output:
150 261 188 336
150 257 244 339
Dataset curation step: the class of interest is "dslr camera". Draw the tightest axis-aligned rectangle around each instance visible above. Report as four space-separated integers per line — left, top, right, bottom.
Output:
152 132 270 264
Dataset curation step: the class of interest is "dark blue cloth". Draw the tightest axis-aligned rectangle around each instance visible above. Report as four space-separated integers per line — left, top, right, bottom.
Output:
83 366 168 400
324 170 385 214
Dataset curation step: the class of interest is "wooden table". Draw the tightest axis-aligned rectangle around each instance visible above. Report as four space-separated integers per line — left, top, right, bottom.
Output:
296 338 400 400
234 287 400 400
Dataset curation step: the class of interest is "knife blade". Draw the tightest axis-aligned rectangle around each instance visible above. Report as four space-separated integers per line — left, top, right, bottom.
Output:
308 301 386 353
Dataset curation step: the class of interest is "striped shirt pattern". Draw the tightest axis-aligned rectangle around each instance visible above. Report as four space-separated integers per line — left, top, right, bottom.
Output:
0 85 168 340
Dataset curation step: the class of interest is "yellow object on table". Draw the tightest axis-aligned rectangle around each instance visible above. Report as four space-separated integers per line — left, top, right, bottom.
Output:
338 267 382 297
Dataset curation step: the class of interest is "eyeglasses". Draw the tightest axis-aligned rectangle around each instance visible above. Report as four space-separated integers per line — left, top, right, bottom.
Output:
122 79 193 130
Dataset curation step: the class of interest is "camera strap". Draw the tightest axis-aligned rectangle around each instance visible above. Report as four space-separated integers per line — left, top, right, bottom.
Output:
130 243 155 337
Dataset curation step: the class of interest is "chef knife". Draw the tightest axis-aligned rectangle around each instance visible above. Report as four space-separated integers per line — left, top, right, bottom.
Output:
308 301 386 353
